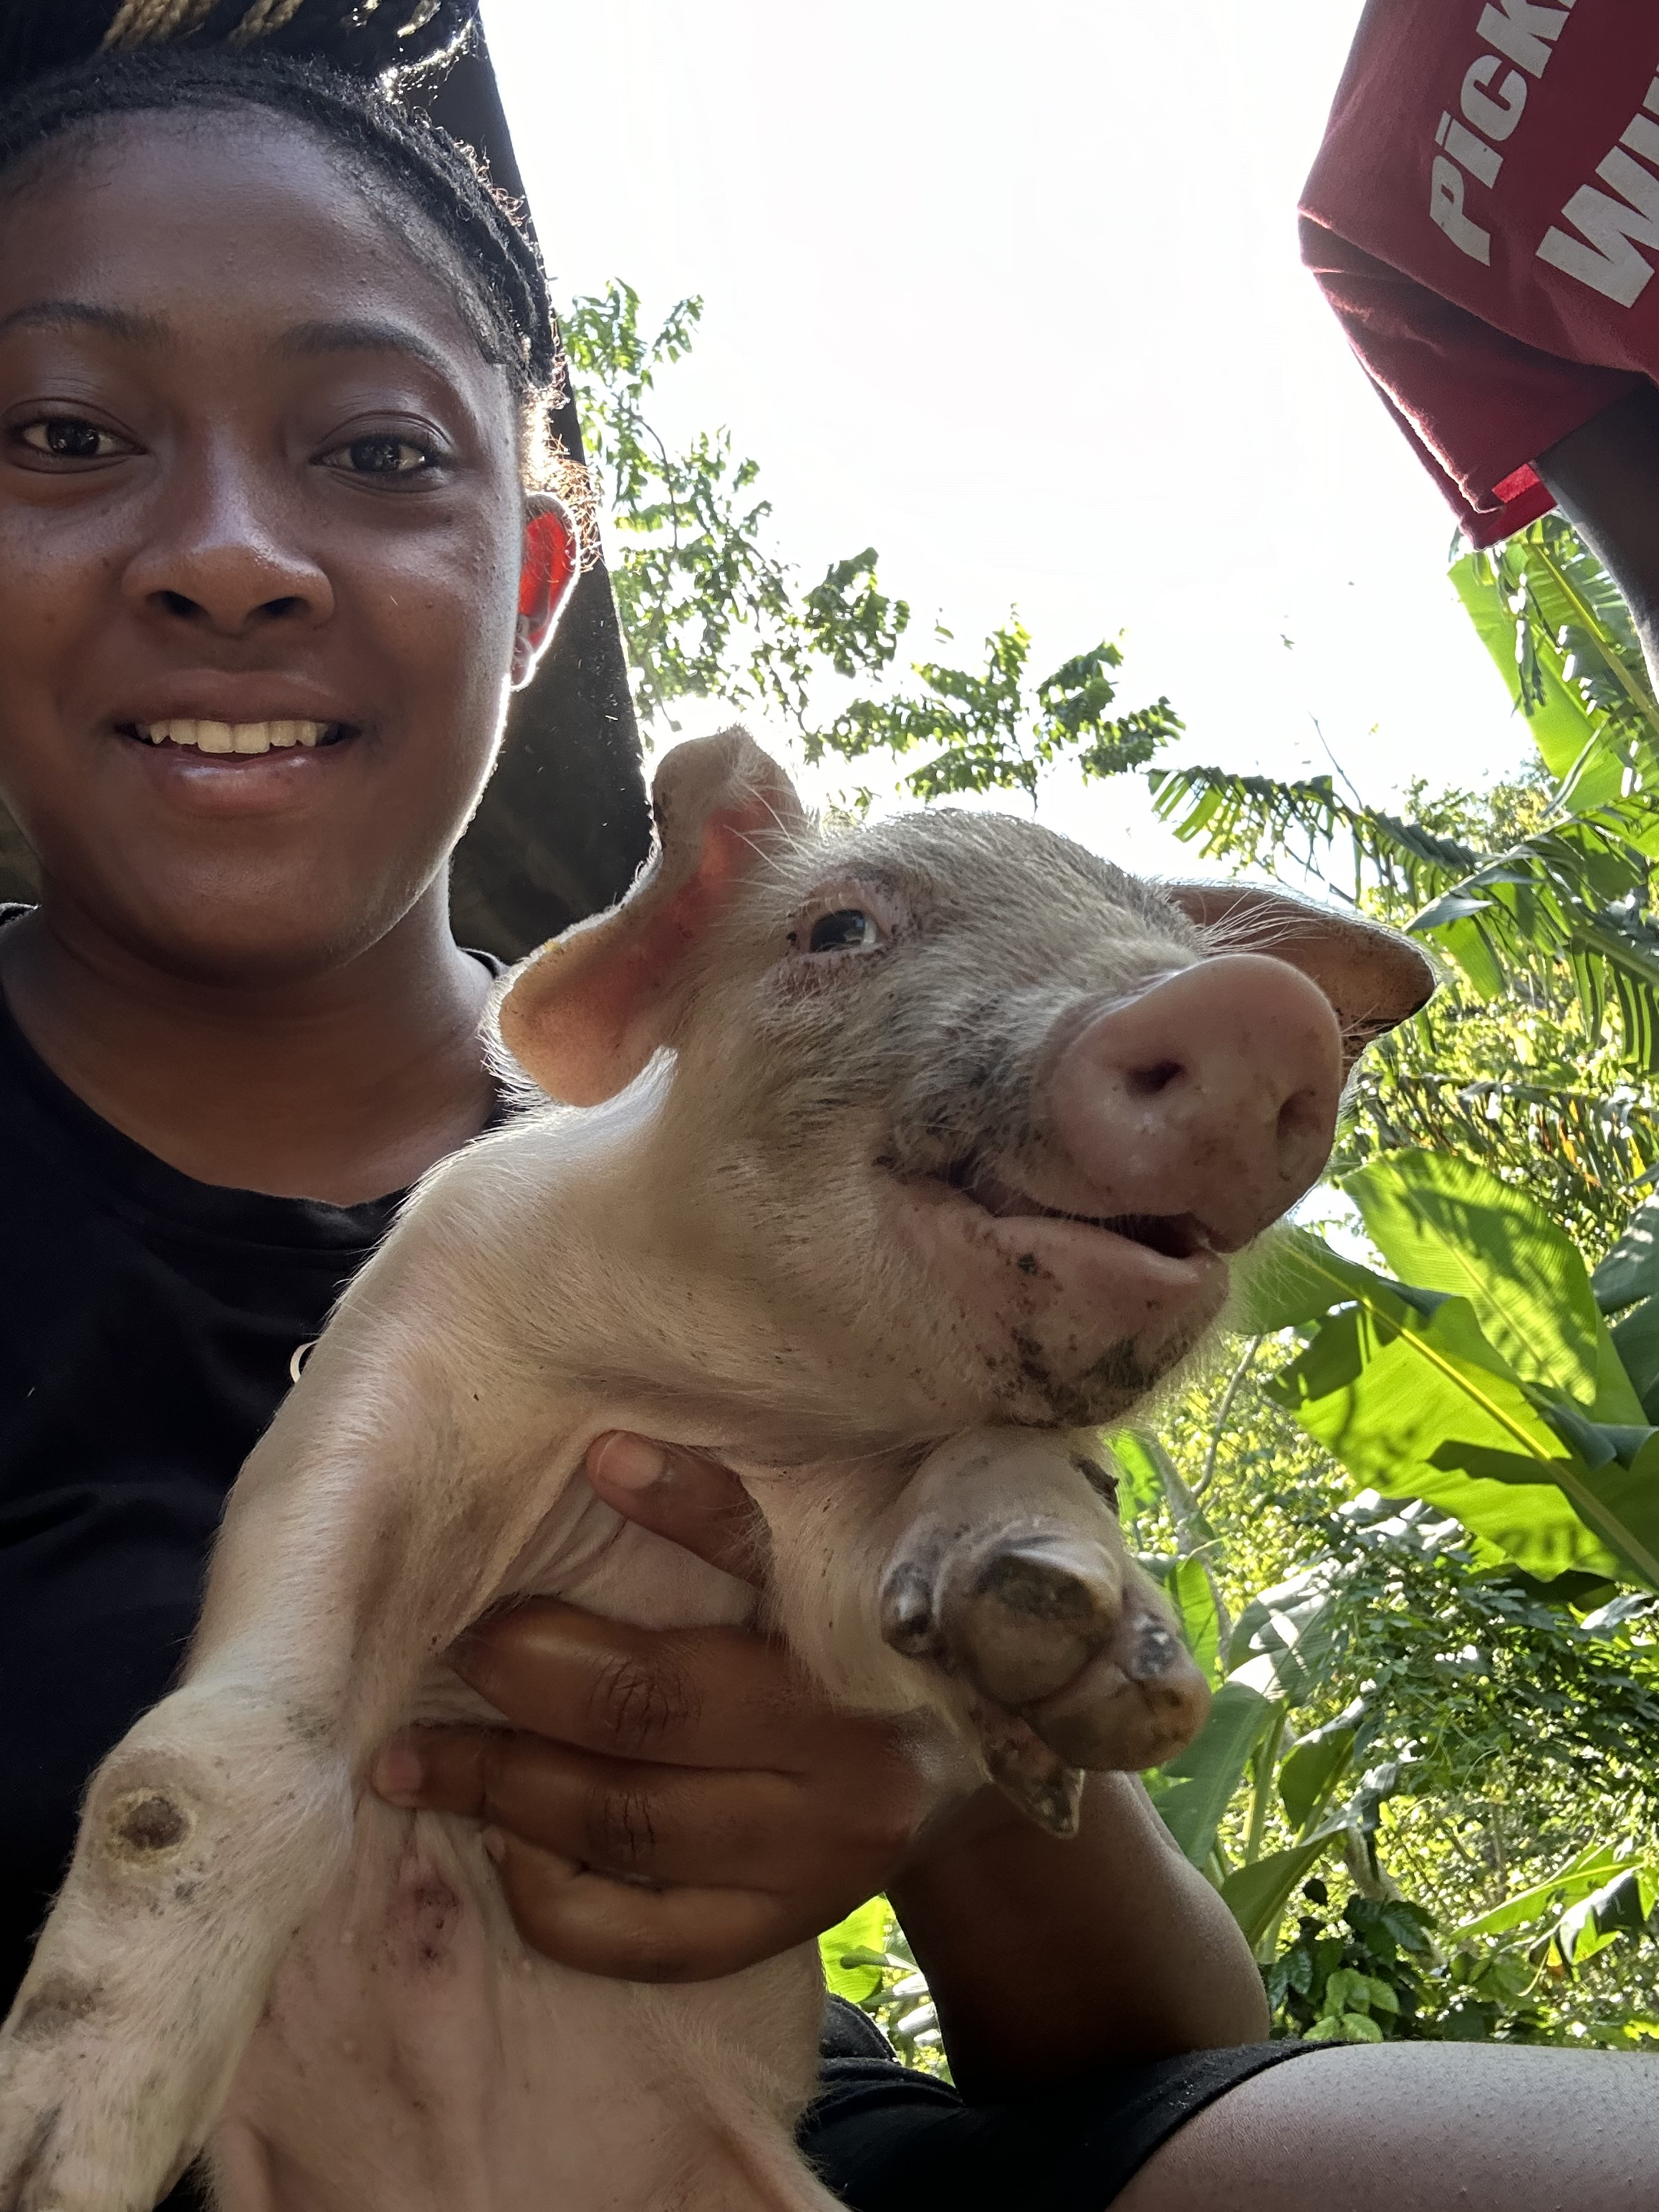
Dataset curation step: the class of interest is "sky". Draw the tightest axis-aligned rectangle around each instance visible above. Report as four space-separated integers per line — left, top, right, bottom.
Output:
481 0 1533 878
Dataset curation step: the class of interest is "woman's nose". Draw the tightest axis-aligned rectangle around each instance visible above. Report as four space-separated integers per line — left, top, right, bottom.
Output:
121 450 335 635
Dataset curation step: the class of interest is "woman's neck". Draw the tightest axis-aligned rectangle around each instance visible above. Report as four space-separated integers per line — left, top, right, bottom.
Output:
0 883 498 1204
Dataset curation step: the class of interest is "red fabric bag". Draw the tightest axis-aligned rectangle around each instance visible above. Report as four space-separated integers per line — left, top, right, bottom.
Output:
1302 0 1659 542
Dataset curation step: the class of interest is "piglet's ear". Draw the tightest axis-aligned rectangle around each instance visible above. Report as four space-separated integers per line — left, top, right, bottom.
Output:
499 728 807 1105
1164 883 1436 1073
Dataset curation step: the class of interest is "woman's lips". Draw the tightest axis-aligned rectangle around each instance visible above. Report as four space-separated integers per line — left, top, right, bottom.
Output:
108 714 362 814
122 717 352 756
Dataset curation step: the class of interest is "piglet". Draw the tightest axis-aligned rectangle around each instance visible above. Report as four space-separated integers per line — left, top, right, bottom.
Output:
0 731 1432 2212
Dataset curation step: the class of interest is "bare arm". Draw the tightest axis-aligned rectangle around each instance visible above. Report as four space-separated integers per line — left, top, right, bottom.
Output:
890 1770 1268 2098
1534 381 1659 684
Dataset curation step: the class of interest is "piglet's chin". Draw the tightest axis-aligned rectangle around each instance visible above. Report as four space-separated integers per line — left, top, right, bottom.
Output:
890 1180 1230 1414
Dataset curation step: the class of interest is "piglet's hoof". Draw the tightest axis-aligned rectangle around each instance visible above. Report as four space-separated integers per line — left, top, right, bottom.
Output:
883 1528 1122 1708
880 1518 1211 1799
1022 1595 1210 1773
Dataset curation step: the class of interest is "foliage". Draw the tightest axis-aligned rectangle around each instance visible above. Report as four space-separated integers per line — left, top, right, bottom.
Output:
1146 516 1659 1074
1239 1155 1659 1591
1267 1886 1434 2042
1133 1364 1659 2047
1147 762 1659 1072
1448 513 1659 796
817 1901 951 2077
561 280 1182 800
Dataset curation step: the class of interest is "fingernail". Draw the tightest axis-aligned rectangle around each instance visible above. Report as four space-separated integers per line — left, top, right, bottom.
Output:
592 1433 668 1491
372 1744 424 1802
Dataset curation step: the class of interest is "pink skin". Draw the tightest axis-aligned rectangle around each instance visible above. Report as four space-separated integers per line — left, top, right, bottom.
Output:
1044 953 1345 1253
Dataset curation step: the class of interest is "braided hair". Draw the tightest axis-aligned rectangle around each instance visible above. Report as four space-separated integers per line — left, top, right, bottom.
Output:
0 1 559 405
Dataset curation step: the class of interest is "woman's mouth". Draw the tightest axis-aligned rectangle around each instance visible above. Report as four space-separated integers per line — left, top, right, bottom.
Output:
119 718 355 756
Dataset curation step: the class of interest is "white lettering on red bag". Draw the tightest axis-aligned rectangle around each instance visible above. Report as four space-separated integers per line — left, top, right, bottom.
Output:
1538 102 1659 305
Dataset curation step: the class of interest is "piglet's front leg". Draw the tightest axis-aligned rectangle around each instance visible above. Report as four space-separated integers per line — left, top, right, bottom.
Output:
0 1678 355 2212
878 1432 1209 1835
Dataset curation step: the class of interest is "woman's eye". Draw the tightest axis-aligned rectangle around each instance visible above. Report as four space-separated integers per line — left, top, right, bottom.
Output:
327 435 436 478
807 908 883 953
16 418 129 461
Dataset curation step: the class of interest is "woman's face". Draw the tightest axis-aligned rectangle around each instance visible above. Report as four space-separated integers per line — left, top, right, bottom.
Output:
0 109 547 986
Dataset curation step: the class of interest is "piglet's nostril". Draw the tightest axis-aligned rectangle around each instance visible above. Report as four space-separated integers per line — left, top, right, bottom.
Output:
1277 1088 1324 1148
1128 1059 1183 1097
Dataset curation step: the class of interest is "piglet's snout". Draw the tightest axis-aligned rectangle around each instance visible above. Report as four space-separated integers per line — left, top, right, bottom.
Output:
1048 954 1343 1254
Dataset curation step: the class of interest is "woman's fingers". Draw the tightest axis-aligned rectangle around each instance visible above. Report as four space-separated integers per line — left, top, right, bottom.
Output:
367 1560 968 1978
377 1723 908 1893
584 1433 769 1586
487 1830 824 1982
447 1600 818 1769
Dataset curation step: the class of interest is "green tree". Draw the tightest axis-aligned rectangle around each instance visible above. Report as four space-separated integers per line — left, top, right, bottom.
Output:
560 281 1183 802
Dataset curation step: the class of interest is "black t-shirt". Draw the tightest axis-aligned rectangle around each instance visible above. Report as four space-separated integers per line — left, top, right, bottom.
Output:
0 923 493 2012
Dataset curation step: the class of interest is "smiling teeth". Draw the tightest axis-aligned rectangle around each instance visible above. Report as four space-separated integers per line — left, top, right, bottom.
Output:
141 718 328 754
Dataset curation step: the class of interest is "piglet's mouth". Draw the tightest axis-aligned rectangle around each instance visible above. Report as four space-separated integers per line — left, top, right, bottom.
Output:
945 1160 1219 1261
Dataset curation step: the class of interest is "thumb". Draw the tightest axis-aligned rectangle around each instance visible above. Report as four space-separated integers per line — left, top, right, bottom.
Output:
584 1433 769 1586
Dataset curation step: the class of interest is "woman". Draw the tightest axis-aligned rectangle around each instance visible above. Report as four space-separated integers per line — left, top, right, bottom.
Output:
0 6 1650 2208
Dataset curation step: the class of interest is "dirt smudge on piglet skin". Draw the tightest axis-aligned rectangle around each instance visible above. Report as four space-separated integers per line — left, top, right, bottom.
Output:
12 1974 102 2043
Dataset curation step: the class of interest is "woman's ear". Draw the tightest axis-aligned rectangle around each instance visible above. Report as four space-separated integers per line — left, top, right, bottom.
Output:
511 496 580 686
499 729 807 1105
1163 882 1437 1072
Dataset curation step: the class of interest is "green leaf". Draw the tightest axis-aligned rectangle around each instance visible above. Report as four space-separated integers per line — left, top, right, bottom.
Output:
1228 1570 1343 1703
1455 1842 1627 1937
1279 1727 1356 1834
1270 1275 1659 1589
1375 1900 1436 1955
1220 1832 1345 1949
1108 1430 1171 1530
1551 1867 1655 1965
1322 1966 1362 2013
1609 1297 1659 1420
1448 546 1610 783
1342 2011 1386 2042
1150 1680 1274 1867
1592 1199 1659 1314
1342 1151 1642 1421
1448 521 1659 800
1167 1554 1224 1687
1232 1224 1360 1332
818 1896 889 2001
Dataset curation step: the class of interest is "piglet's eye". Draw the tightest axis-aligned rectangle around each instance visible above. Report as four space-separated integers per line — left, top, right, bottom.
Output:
807 908 882 953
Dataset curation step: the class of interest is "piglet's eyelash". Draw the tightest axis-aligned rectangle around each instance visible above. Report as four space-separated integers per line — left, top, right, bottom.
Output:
786 888 907 955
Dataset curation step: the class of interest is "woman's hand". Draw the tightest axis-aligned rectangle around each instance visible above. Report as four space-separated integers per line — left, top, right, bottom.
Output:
373 1434 1269 2087
371 1436 966 1981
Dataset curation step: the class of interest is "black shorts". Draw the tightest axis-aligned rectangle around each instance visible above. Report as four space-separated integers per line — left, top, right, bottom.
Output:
802 2000 1324 2211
